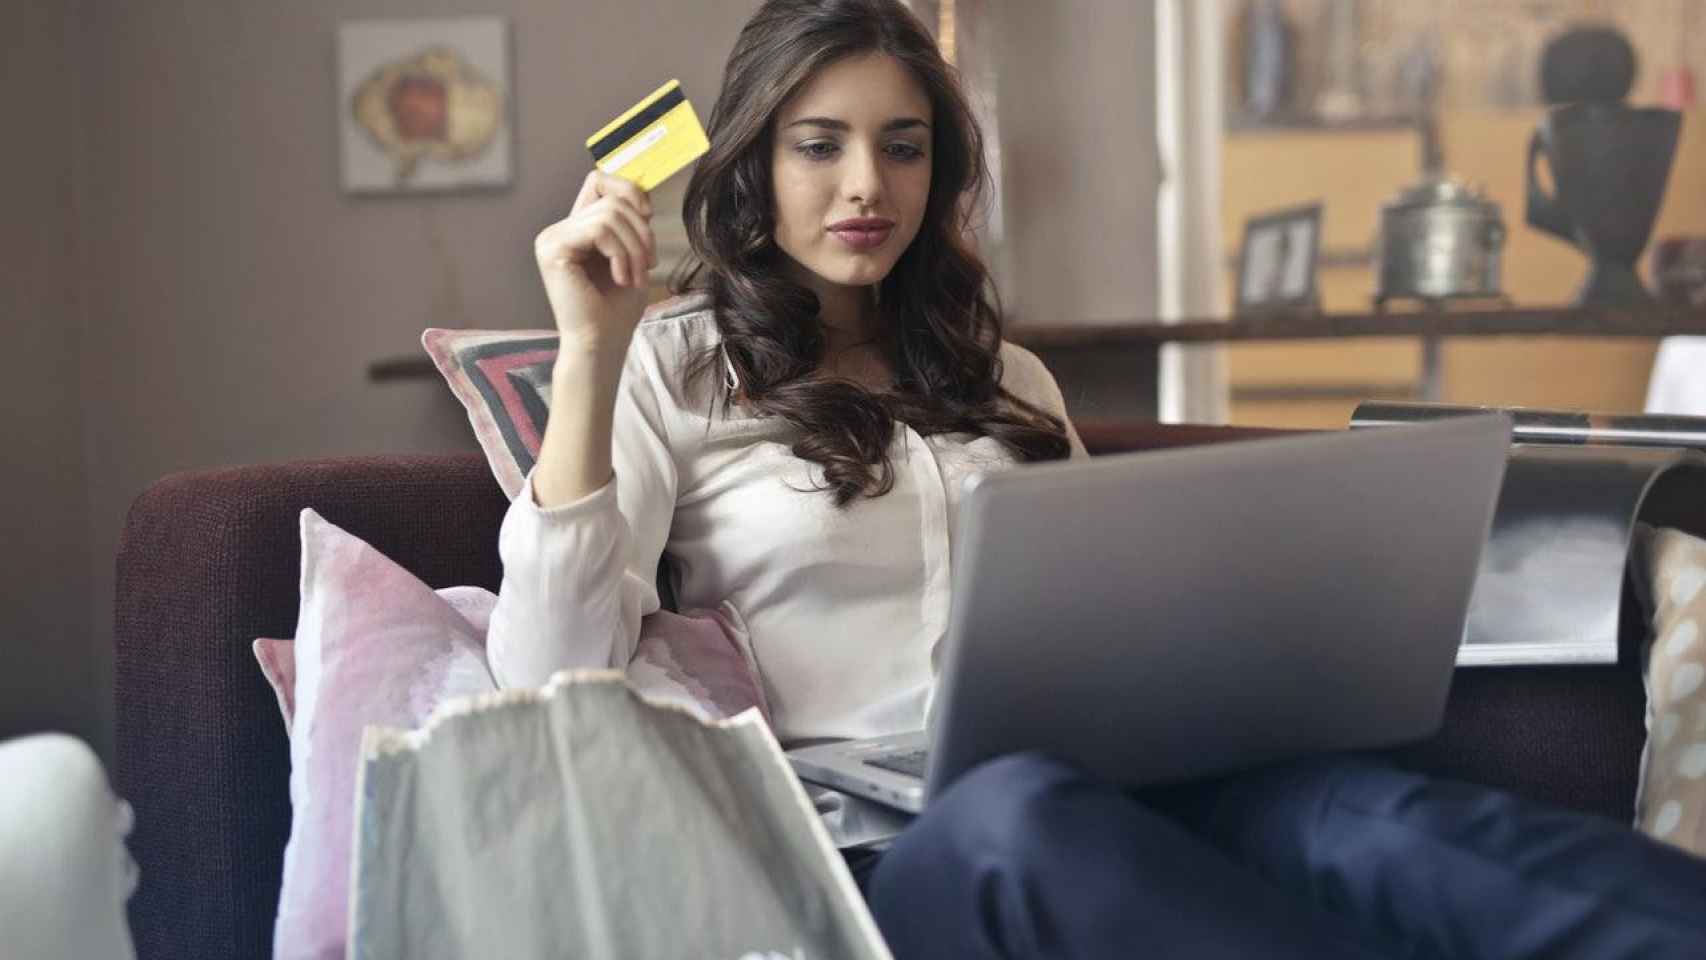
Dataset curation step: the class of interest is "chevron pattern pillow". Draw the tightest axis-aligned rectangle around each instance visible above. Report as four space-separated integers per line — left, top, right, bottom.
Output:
421 327 559 499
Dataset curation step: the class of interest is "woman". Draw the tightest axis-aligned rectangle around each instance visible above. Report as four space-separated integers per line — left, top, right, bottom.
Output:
490 1 1706 957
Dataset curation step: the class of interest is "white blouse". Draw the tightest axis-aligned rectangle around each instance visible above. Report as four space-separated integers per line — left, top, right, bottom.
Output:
487 293 1086 745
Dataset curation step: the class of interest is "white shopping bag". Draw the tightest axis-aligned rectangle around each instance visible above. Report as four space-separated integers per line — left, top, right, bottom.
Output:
348 671 892 960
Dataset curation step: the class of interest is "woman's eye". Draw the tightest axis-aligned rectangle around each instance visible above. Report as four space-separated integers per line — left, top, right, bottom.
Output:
794 142 927 162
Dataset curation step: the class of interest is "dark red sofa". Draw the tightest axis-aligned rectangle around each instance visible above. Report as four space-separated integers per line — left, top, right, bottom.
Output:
113 422 1649 960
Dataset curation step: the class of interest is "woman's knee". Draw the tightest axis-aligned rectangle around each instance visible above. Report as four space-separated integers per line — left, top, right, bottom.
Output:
869 753 1293 959
867 753 1109 957
875 750 1178 895
898 751 1093 860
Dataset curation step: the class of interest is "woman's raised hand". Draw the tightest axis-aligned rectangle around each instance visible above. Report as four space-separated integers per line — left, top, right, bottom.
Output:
533 169 659 354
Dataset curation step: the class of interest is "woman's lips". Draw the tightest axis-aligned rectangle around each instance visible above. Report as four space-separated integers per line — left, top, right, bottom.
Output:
830 226 893 251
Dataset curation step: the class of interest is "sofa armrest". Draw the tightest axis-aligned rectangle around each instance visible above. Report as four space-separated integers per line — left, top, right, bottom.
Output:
1391 664 1646 822
114 453 507 960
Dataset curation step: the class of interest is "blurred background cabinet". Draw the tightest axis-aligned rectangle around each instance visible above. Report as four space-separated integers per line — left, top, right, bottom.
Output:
1220 108 1706 427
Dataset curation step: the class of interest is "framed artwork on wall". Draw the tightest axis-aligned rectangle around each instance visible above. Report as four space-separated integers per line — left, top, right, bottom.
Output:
337 17 513 194
1236 203 1322 312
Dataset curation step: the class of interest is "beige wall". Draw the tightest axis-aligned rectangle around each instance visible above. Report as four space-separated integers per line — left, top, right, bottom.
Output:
1 0 95 751
4 0 1157 766
11 0 763 766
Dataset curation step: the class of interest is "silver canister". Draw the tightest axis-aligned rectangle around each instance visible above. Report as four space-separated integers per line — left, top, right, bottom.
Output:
1375 178 1506 303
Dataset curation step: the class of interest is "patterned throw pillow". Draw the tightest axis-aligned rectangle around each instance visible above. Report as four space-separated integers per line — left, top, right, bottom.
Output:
1636 526 1706 856
421 293 709 500
420 328 559 500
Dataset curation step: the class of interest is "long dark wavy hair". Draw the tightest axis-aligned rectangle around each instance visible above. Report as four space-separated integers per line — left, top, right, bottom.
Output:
672 0 1071 507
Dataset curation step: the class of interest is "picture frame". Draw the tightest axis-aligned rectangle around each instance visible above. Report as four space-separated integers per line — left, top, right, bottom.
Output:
337 17 513 194
1235 203 1322 312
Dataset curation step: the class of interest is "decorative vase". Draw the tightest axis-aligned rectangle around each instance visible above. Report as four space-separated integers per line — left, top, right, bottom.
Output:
1526 103 1683 306
1239 0 1294 122
1314 0 1365 121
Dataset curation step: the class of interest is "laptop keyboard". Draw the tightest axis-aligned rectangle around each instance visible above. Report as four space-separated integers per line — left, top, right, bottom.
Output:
863 748 930 780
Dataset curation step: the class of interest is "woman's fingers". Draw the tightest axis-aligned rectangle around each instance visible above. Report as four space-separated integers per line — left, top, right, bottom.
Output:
590 201 650 286
600 196 658 270
594 171 656 270
590 228 629 287
596 169 653 219
542 170 656 287
573 168 653 219
538 216 625 286
571 169 603 214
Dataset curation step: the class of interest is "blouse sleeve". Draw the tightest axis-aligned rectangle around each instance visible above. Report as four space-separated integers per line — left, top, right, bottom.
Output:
486 332 679 689
1002 342 1088 459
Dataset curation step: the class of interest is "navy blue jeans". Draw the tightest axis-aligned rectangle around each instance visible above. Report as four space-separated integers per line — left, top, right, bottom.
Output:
860 753 1706 959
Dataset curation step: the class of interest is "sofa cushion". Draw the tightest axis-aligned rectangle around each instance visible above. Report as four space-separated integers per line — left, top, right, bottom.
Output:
420 295 706 501
252 638 294 729
274 509 495 960
250 587 497 731
253 605 768 732
421 328 558 500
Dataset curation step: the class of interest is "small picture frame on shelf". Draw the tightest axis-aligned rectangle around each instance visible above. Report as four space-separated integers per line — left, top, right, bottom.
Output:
1236 203 1322 312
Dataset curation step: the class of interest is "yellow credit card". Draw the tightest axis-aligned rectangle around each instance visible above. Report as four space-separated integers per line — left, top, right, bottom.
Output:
586 79 710 192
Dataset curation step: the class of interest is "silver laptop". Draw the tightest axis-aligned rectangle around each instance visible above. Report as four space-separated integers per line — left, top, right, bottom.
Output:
786 414 1512 814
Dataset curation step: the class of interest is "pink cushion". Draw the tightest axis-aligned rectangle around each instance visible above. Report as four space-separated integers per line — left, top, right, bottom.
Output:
252 638 295 728
255 604 769 732
261 510 768 959
628 601 771 723
272 510 495 960
251 587 500 731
